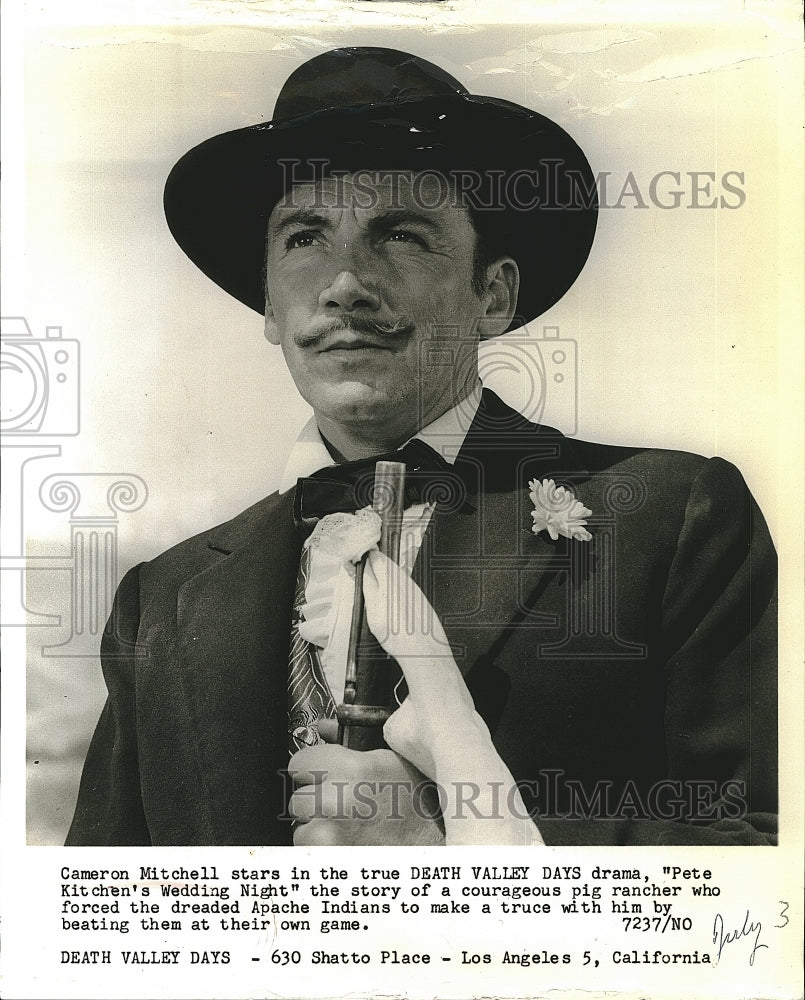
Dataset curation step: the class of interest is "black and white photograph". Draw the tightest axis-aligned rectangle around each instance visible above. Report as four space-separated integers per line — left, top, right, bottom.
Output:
1 1 802 998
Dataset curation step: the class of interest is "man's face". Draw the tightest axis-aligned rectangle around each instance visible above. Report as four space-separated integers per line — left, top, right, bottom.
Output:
264 171 515 450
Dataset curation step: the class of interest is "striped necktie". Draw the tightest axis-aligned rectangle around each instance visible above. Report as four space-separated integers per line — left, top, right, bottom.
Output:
287 543 337 753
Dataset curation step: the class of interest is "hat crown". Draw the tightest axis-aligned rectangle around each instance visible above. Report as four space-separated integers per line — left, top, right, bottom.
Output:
274 46 468 121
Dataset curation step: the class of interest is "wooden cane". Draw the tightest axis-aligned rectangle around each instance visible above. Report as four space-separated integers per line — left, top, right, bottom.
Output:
337 461 406 749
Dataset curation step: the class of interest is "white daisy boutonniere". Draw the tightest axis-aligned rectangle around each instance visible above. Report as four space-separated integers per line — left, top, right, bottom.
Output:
528 478 593 543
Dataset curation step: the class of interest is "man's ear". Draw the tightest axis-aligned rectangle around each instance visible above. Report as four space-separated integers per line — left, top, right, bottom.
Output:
477 258 520 340
264 299 280 344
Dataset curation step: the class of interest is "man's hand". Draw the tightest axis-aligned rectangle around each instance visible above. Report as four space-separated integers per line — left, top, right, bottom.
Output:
288 549 544 846
288 726 445 846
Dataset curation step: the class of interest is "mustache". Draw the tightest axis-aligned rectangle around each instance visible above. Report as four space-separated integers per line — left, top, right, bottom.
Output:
296 314 415 347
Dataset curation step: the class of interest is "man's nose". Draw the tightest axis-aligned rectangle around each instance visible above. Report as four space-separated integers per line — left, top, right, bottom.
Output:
318 269 381 312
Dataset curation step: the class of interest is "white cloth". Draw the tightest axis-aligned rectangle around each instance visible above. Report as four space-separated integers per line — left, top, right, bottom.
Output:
282 384 482 701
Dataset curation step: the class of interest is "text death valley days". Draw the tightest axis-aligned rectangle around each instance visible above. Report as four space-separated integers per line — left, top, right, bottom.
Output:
59 864 535 924
60 863 533 904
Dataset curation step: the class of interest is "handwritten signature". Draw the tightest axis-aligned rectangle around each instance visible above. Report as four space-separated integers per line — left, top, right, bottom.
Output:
713 910 768 966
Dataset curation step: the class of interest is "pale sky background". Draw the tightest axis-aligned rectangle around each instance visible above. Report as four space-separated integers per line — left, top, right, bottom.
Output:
6 12 800 844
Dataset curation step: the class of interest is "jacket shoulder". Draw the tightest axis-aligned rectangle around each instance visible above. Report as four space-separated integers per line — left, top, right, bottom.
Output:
563 436 754 521
139 490 286 591
570 436 712 483
482 389 715 483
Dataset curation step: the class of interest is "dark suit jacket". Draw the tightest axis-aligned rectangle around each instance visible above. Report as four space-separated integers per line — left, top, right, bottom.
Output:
66 391 777 846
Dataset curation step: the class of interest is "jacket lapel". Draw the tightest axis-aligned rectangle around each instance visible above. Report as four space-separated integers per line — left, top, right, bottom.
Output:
174 490 301 842
415 390 579 733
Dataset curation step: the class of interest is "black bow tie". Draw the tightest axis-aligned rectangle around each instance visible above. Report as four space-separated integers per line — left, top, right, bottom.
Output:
293 439 465 533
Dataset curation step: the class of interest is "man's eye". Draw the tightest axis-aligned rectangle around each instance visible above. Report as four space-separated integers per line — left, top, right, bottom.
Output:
385 230 427 247
285 230 319 250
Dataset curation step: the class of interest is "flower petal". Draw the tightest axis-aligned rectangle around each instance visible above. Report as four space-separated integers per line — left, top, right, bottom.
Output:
529 478 593 544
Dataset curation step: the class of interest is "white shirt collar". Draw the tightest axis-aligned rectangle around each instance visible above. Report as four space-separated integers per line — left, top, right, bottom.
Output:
279 382 483 492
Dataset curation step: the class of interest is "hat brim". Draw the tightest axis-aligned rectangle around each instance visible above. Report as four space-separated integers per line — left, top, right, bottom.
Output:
164 94 597 329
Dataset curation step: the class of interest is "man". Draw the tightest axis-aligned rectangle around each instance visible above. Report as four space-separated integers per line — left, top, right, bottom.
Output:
66 46 777 847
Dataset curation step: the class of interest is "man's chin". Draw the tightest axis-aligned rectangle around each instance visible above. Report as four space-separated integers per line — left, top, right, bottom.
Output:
313 381 411 428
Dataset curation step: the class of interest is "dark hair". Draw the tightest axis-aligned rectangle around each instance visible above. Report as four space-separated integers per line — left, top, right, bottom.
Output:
468 208 503 300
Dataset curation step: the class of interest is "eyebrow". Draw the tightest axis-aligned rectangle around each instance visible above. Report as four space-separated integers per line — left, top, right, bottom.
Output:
269 209 333 240
269 206 447 242
367 209 443 235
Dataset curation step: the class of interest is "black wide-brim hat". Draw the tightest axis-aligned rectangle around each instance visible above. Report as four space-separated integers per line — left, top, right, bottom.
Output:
164 47 598 328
